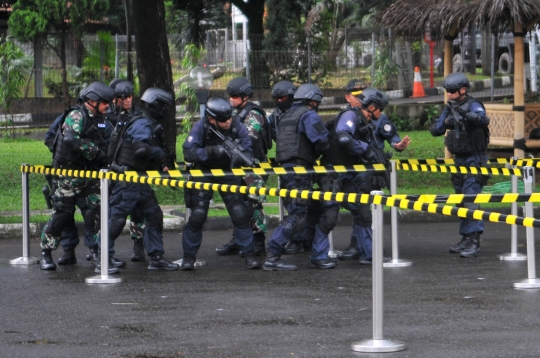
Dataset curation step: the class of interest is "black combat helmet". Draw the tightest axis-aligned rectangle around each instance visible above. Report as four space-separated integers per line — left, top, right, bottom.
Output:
226 77 253 96
109 78 126 89
443 73 470 91
112 81 134 99
272 80 297 111
80 82 115 103
140 87 173 120
358 88 388 109
294 83 324 103
205 97 233 122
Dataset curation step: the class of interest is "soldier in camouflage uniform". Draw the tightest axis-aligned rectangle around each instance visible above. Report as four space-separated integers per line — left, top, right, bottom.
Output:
39 82 118 273
215 77 272 257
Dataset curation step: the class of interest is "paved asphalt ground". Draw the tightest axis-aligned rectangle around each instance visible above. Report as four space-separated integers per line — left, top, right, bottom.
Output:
1 219 540 358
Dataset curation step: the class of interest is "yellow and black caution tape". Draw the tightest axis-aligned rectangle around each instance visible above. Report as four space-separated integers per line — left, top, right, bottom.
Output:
396 163 521 176
385 193 540 204
22 162 387 180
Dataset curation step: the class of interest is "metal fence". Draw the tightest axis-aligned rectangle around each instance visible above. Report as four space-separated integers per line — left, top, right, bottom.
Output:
2 27 539 126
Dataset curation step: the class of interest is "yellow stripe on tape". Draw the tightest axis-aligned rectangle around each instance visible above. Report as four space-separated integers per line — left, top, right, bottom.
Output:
501 193 518 203
473 210 484 220
167 170 182 177
447 194 464 204
147 171 161 178
457 207 468 217
474 194 492 203
442 206 453 215
489 212 501 222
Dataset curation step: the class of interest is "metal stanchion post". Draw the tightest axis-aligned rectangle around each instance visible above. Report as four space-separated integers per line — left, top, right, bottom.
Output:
514 166 540 289
384 161 412 268
328 230 340 258
11 164 39 265
351 191 406 353
499 160 526 261
86 170 122 284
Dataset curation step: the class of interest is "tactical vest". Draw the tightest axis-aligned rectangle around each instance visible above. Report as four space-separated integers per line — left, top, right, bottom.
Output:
53 105 111 169
268 107 284 142
199 118 242 169
234 102 272 160
113 112 164 171
323 108 371 166
275 105 317 165
444 96 490 155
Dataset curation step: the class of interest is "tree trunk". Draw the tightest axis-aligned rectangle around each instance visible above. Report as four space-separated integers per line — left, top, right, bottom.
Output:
125 0 134 83
131 0 176 152
231 0 268 88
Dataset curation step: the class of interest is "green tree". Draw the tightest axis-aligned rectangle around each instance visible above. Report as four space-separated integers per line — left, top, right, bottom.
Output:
8 0 109 106
0 37 31 136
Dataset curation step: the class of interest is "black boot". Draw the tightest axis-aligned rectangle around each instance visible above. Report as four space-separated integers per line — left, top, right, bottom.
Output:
253 233 266 256
57 249 77 265
91 248 120 274
148 255 179 271
309 258 337 269
449 235 469 253
244 252 262 269
460 233 480 258
283 241 304 254
180 255 196 271
263 255 297 271
131 239 146 262
110 256 126 268
215 238 240 256
338 237 360 260
40 249 56 271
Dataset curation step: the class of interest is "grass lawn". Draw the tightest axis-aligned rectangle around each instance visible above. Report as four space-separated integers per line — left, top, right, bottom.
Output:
0 130 519 220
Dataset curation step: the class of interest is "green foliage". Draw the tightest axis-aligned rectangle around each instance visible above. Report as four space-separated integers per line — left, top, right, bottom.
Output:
387 107 414 131
421 104 440 126
367 46 401 90
179 44 202 133
0 38 30 114
81 31 116 83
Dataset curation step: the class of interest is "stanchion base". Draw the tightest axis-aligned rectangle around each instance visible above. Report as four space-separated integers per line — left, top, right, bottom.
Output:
498 252 527 261
328 250 342 259
514 278 540 289
351 339 406 353
10 257 39 265
173 259 207 267
85 275 123 284
384 259 413 268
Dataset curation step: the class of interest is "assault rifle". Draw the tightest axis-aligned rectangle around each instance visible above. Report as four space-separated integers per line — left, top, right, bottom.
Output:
447 103 464 138
366 124 392 189
42 174 54 209
208 125 255 167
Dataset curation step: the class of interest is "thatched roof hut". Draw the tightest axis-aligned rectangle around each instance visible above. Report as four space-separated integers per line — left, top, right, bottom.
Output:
379 0 540 158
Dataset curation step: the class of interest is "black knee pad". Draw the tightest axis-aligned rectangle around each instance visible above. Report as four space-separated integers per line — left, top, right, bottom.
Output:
83 208 97 232
357 204 372 227
188 206 208 231
318 205 339 234
143 206 164 233
53 195 76 213
229 202 251 229
109 215 127 240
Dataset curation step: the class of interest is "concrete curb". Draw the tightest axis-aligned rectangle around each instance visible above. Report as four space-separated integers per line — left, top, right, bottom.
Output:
2 205 521 239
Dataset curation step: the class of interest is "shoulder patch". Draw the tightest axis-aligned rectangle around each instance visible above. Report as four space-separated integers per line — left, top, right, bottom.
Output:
383 124 392 132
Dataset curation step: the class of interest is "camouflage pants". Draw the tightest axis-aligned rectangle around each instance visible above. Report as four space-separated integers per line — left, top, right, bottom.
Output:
41 176 100 250
244 173 267 235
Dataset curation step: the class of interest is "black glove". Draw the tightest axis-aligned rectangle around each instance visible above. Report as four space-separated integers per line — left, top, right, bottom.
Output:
513 138 527 151
362 147 377 163
94 149 107 164
444 116 454 127
206 145 229 160
465 112 481 124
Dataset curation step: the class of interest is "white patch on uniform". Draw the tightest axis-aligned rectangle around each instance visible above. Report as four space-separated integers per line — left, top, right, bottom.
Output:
384 124 392 132
187 136 193 142
346 120 353 128
98 123 106 128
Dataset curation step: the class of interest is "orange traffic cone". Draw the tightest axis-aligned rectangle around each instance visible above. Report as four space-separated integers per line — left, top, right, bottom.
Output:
410 66 427 98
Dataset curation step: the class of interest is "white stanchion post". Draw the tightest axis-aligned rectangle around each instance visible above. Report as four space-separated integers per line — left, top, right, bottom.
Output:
351 191 406 353
328 230 340 258
499 159 526 261
11 164 39 265
384 160 412 268
278 176 284 222
514 166 540 289
86 170 122 284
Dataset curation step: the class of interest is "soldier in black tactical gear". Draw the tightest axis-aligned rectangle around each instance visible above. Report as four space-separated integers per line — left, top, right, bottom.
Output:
264 83 333 271
268 80 297 141
430 73 490 258
109 79 147 262
182 97 261 270
215 78 271 257
40 81 117 272
104 87 179 271
337 81 411 261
